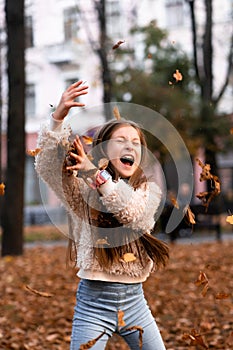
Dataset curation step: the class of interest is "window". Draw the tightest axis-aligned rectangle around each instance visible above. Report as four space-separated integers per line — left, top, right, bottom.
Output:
63 7 79 41
25 15 34 48
106 0 122 38
26 84 35 118
165 0 184 27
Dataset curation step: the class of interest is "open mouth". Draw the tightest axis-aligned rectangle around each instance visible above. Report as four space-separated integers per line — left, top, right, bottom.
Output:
120 155 135 167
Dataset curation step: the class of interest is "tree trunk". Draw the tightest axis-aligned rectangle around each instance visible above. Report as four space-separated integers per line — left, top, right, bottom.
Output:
1 0 25 256
95 0 112 119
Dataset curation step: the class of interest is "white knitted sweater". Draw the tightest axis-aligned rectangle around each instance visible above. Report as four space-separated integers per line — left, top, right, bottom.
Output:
35 120 162 283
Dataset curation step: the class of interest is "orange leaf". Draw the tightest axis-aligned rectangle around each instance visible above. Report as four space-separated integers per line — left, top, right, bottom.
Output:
122 253 137 262
194 271 209 286
173 69 183 82
113 106 121 120
26 148 41 157
79 331 106 349
117 310 126 327
182 329 208 349
95 238 110 246
185 205 196 224
230 127 233 134
226 215 233 224
215 292 230 299
0 183 5 196
82 135 93 145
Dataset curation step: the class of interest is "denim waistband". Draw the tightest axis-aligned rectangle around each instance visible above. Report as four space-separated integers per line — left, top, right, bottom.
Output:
80 278 142 293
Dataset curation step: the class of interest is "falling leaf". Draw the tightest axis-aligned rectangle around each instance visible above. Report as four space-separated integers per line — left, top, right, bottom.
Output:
125 326 144 349
26 148 42 157
215 292 230 299
168 81 173 85
98 158 109 170
117 310 126 327
184 205 196 224
230 128 233 134
147 53 152 59
122 253 137 262
112 40 125 50
169 193 179 209
194 271 208 287
194 271 209 297
195 158 221 210
82 135 93 145
226 215 233 224
182 329 208 349
113 106 121 120
173 69 183 82
95 237 110 246
79 331 106 349
25 285 54 298
0 183 5 196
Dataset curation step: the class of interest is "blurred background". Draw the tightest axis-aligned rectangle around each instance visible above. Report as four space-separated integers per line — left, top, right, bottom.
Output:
0 0 232 255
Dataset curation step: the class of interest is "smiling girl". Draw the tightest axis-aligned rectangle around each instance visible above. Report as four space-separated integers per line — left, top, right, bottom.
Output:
35 81 169 350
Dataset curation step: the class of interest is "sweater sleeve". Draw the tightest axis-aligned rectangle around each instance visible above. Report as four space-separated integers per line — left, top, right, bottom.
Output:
99 179 162 232
34 121 87 218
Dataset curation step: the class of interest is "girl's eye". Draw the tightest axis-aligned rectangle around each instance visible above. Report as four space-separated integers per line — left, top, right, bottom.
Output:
133 142 140 146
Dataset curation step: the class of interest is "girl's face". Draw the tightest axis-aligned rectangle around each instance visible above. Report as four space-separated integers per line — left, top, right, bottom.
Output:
106 125 142 178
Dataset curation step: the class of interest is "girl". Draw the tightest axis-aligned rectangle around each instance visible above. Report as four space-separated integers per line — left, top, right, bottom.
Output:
35 80 169 350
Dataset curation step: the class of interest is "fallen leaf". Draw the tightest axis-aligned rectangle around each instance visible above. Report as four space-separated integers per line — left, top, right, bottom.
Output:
26 148 41 157
194 271 209 287
112 40 125 50
182 329 208 349
215 292 230 299
79 331 106 349
0 183 5 196
25 285 54 298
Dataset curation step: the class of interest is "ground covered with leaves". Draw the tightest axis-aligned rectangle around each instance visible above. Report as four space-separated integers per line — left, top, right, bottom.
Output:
0 239 232 350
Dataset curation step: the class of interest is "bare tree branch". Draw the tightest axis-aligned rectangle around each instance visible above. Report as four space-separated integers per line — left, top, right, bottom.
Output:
213 31 233 107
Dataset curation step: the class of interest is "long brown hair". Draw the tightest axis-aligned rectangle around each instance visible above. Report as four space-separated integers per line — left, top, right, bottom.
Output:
67 118 169 269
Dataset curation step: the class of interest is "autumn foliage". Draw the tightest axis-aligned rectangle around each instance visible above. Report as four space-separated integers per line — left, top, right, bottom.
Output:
0 240 232 349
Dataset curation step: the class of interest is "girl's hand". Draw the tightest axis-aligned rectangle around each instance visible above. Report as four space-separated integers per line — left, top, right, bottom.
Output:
66 135 96 172
53 80 88 121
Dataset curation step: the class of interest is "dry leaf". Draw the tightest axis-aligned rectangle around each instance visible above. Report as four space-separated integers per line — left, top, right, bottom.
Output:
26 148 41 157
184 205 196 224
194 271 208 287
79 331 106 349
82 135 93 145
169 193 179 209
226 215 233 224
113 106 121 120
173 69 183 82
182 329 208 349
122 253 137 262
230 128 233 134
125 326 144 349
112 40 125 50
226 331 233 346
168 81 173 85
117 310 126 327
195 158 221 211
0 183 5 196
215 292 230 299
147 53 152 59
194 271 209 297
25 285 54 298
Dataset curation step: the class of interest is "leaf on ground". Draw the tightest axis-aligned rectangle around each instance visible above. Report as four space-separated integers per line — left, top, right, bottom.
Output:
182 329 208 349
25 285 54 298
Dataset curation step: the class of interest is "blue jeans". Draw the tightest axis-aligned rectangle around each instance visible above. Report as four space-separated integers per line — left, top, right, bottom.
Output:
70 279 166 350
